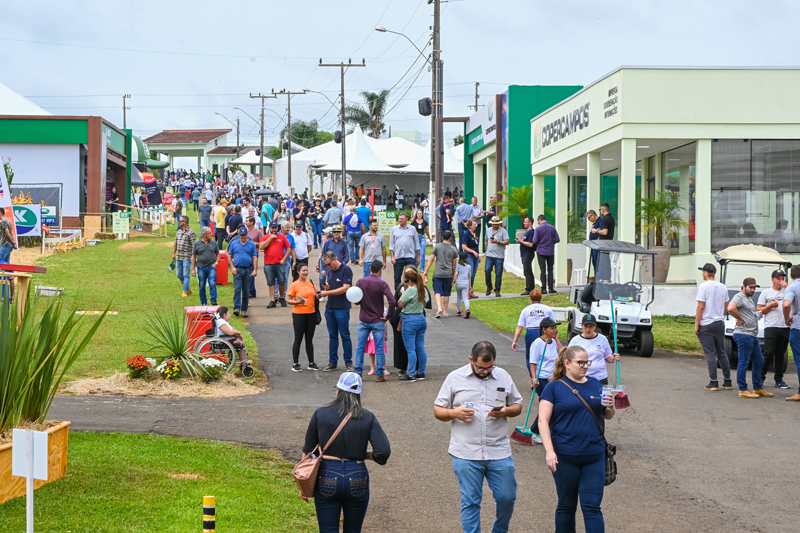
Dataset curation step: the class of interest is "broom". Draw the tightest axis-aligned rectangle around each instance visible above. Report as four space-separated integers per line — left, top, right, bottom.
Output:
609 294 631 409
510 343 547 446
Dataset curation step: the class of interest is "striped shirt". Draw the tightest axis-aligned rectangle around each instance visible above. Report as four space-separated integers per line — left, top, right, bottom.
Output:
174 227 197 261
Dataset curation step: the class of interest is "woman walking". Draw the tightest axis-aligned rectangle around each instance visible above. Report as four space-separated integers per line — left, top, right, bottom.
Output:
568 313 619 384
461 220 480 298
397 269 429 382
528 317 564 443
411 209 430 269
539 346 615 533
286 264 321 372
309 198 325 248
453 252 472 318
274 201 293 226
302 372 391 532
512 290 556 375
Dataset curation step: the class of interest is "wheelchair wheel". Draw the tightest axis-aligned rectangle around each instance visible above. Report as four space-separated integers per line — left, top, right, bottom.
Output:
242 365 255 378
194 337 237 372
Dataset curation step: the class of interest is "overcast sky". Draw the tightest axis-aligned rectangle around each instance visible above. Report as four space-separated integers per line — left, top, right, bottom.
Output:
3 0 799 156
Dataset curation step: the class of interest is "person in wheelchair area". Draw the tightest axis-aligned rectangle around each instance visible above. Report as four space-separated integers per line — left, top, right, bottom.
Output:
214 306 249 368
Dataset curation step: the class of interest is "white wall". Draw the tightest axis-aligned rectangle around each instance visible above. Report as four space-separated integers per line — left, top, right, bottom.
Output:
0 143 80 216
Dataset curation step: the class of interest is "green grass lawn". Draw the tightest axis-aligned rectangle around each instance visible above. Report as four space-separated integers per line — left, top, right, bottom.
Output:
0 432 316 532
30 219 256 382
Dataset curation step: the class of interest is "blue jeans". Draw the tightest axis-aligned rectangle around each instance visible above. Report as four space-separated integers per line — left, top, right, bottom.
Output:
485 256 504 292
196 266 217 305
314 460 370 533
175 259 191 293
232 265 252 311
354 321 385 375
310 217 324 246
552 453 605 533
790 329 800 394
402 313 427 376
275 261 291 299
524 328 540 377
200 219 210 229
249 273 257 298
393 257 416 291
362 261 372 278
734 333 764 391
468 254 479 288
418 235 427 269
325 307 352 367
264 263 287 288
346 230 363 264
451 455 516 533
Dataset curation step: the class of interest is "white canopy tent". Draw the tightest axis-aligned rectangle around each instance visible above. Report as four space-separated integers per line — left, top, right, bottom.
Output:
370 136 424 167
0 82 51 115
230 150 275 166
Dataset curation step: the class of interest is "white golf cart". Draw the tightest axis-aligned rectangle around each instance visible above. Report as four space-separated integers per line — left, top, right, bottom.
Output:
715 244 792 368
566 240 657 357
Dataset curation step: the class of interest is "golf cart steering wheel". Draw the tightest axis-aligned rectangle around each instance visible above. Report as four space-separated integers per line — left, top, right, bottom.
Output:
623 281 643 294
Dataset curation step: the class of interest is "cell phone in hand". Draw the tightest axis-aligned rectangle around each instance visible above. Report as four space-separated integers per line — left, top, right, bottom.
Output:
490 406 503 412
297 296 306 303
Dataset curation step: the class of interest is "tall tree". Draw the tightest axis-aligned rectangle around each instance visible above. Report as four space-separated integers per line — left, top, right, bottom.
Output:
344 90 391 139
279 119 333 149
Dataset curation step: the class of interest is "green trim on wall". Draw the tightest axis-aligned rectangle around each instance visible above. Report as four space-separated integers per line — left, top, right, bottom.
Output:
124 128 133 205
102 124 126 154
0 119 88 144
463 125 474 200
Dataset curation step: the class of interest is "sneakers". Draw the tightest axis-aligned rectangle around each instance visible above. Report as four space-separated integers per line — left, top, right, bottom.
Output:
464 311 471 319
345 365 354 372
753 389 774 397
182 292 188 298
186 289 192 296
722 379 733 390
521 291 531 296
399 374 417 382
241 310 248 318
266 301 277 309
397 370 406 377
211 300 218 306
786 393 800 401
456 310 462 316
531 433 542 444
307 362 321 371
234 308 241 316
280 298 287 308
776 380 790 389
739 390 760 398
414 373 426 381
375 376 387 382
322 364 337 372
292 363 303 372
705 381 719 391
495 291 501 298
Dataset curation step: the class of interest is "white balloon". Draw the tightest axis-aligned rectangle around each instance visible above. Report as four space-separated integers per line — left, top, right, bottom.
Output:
346 286 363 303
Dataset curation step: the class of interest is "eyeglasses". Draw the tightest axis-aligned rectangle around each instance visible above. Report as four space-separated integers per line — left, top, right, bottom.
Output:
570 360 592 367
472 362 495 373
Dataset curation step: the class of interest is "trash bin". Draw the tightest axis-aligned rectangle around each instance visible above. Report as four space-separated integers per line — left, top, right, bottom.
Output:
216 251 229 285
185 305 219 348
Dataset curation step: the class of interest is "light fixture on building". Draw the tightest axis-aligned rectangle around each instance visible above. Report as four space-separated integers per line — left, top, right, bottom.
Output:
668 158 680 161
637 145 650 149
602 158 613 161
574 168 585 171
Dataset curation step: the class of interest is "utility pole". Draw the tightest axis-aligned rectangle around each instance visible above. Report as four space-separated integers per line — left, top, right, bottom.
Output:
320 58 366 198
428 0 443 233
235 117 240 149
249 93 277 181
122 94 131 128
469 82 480 111
272 89 307 190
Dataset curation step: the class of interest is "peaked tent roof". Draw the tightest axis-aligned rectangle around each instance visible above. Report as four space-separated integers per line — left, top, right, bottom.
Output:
314 126 398 172
371 136 424 167
231 151 275 165
144 129 231 144
402 140 463 174
0 82 50 115
450 143 464 161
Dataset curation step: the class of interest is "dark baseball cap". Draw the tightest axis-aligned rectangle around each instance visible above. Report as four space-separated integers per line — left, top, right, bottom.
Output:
539 317 560 329
238 226 248 235
743 277 760 288
581 313 598 325
771 270 786 279
295 220 304 226
698 263 717 274
269 222 279 228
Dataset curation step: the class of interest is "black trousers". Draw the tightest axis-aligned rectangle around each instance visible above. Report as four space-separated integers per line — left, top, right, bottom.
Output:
522 254 536 292
215 227 227 249
762 326 789 382
292 258 309 282
292 312 317 364
537 253 555 292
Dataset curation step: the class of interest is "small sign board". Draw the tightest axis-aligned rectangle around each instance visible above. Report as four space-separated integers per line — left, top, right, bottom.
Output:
12 429 48 481
377 210 396 235
113 211 130 234
12 204 42 237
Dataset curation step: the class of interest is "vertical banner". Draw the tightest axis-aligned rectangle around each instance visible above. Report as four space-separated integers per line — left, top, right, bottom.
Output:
0 159 17 244
500 91 509 192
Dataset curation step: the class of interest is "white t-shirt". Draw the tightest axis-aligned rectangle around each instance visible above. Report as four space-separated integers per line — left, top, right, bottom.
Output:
696 280 728 326
529 337 560 379
569 334 613 380
758 287 788 329
292 231 312 260
517 303 556 330
215 316 231 337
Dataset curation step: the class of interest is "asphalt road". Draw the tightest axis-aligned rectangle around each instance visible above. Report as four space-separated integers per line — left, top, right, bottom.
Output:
50 250 800 532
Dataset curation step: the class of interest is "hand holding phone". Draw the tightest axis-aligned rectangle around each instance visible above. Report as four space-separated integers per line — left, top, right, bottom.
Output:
490 406 503 412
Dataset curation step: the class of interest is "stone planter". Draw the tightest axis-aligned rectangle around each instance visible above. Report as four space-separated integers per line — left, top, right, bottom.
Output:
647 246 671 283
0 421 71 504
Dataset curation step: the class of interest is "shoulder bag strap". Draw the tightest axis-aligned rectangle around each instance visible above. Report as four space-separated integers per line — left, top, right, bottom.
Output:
557 379 605 439
321 413 352 453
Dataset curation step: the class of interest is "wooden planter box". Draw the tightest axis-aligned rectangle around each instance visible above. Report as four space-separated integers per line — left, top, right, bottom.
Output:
0 421 70 505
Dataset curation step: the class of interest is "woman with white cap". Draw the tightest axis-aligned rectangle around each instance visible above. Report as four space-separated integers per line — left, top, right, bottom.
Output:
527 317 563 444
302 372 391 532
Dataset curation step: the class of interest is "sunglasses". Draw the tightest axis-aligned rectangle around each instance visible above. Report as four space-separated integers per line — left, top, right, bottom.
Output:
569 359 592 368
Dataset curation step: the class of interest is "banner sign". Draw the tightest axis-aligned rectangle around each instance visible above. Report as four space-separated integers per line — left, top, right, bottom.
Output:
377 210 396 235
10 184 61 226
13 204 42 237
466 95 498 155
0 158 16 243
41 205 57 225
113 211 130 234
142 173 163 206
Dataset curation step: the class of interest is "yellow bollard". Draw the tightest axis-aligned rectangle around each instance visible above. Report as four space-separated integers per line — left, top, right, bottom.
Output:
203 495 216 532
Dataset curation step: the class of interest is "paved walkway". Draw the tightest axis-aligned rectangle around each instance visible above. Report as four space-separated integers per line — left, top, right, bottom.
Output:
50 248 800 532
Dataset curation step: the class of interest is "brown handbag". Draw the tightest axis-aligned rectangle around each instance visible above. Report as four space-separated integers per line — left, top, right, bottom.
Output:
292 413 352 499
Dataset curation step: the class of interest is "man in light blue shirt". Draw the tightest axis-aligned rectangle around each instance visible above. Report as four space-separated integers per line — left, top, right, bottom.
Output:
455 197 474 244
781 264 800 401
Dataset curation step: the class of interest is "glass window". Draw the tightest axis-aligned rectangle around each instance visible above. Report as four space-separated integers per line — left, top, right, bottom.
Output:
662 143 696 254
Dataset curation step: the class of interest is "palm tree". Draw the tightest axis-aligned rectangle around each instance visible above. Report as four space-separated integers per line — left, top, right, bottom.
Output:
493 184 532 220
639 191 689 247
345 90 391 139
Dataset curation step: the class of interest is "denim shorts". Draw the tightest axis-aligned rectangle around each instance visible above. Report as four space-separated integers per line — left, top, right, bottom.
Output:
432 277 453 297
264 263 286 286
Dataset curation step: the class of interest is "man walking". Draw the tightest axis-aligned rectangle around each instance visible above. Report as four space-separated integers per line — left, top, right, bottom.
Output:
191 227 219 306
245 216 263 299
438 196 454 243
695 263 732 391
291 221 313 282
515 216 536 295
227 226 258 317
531 215 560 295
596 203 615 280
423 230 458 318
354 261 396 381
389 213 420 290
318 251 354 372
275 222 296 301
434 341 522 533
757 270 791 389
455 197 473 244
728 278 773 398
782 265 800 401
344 205 365 264
323 200 343 227
226 205 244 242
358 218 387 278
259 222 291 309
470 197 484 243
586 209 602 272
197 198 213 229
485 216 510 297
319 224 349 286
172 215 196 297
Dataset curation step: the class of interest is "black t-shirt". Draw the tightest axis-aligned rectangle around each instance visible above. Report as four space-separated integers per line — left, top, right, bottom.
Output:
303 404 391 464
600 214 615 240
411 219 428 236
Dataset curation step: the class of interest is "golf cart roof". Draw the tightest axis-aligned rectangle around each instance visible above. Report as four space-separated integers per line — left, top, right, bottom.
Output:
582 240 657 255
714 245 792 266
253 189 280 197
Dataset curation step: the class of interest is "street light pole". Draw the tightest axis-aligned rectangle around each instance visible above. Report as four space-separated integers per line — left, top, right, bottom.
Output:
272 89 307 191
214 112 240 149
249 93 277 182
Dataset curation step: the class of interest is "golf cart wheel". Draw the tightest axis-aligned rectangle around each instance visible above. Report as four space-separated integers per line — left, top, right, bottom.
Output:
242 365 255 378
725 338 738 368
567 330 577 342
636 330 654 358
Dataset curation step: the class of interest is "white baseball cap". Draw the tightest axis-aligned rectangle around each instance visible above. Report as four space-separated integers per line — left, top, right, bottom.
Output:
334 372 362 394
